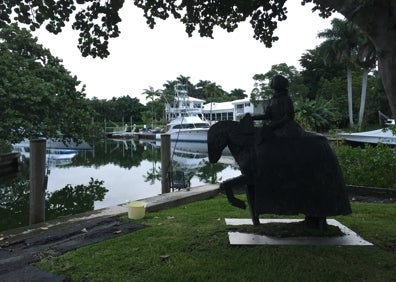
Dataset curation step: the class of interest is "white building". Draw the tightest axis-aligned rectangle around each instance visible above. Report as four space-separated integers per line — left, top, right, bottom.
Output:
164 96 264 123
203 98 264 122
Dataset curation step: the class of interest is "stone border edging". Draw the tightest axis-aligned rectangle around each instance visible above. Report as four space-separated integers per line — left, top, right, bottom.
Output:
347 185 396 198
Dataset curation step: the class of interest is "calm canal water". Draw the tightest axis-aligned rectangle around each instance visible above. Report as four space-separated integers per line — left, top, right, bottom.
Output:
0 138 239 231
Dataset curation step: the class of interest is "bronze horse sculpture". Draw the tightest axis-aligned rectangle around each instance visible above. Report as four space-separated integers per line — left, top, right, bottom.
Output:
207 118 351 227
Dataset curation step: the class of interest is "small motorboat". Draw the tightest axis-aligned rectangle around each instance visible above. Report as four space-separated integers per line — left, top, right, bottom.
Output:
338 127 396 146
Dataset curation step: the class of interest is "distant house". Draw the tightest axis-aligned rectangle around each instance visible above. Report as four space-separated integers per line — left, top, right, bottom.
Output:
203 98 264 122
164 96 264 123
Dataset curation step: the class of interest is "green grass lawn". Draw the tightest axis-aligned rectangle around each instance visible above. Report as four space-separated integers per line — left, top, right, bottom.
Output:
37 195 396 282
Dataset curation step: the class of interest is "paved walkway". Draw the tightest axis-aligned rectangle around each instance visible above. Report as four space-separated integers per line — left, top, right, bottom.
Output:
0 185 219 282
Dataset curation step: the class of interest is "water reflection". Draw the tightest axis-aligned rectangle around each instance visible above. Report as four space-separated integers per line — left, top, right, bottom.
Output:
12 139 81 168
0 174 108 231
0 138 239 231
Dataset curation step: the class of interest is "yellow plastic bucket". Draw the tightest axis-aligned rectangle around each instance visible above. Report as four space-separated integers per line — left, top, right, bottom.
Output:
128 201 146 219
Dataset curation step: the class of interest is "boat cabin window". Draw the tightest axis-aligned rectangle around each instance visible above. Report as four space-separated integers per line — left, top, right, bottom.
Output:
174 124 193 129
194 123 210 128
173 123 209 129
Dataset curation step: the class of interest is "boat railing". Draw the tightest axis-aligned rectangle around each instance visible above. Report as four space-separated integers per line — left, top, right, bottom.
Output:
167 107 202 115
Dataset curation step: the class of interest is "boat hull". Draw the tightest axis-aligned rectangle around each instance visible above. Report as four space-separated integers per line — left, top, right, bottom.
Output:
155 129 208 143
338 128 396 146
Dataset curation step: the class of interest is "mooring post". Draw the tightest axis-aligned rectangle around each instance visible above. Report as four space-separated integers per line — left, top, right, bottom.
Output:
29 139 46 225
161 134 171 193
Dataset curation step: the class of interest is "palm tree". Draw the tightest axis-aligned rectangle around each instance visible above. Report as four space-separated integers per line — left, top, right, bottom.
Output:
195 80 212 100
142 86 162 128
229 88 247 100
203 82 224 102
176 75 194 93
205 82 225 121
356 35 377 127
162 80 177 105
163 76 194 106
162 80 177 92
318 18 360 128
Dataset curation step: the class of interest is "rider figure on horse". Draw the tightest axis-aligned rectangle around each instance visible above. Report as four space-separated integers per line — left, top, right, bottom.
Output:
241 74 303 144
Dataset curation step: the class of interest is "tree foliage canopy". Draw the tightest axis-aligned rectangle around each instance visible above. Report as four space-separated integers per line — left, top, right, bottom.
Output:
0 0 347 58
2 0 396 117
0 0 320 59
0 24 94 144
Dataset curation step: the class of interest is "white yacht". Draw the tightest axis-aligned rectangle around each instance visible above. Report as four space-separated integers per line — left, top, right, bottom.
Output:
156 84 210 143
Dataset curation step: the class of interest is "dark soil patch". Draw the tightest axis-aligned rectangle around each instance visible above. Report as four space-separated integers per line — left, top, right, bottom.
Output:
0 217 145 281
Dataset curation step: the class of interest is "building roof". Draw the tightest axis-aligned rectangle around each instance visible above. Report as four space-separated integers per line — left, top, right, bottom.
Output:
231 98 250 105
202 98 251 112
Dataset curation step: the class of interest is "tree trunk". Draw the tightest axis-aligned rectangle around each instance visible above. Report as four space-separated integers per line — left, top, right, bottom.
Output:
347 67 354 127
358 68 369 127
314 0 396 118
377 54 396 118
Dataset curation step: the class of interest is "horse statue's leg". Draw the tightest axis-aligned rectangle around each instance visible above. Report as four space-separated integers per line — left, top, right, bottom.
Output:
304 216 327 231
219 175 247 209
246 184 260 225
220 175 260 225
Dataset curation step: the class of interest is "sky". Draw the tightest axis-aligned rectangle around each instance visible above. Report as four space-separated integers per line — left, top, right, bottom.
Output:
34 1 340 104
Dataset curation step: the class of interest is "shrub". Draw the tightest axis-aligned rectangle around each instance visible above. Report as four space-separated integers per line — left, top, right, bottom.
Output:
333 143 396 188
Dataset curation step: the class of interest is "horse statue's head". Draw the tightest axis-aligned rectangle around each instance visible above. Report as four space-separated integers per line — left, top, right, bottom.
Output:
207 120 241 163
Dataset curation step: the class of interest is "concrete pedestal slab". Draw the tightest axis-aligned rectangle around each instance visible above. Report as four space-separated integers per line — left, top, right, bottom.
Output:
225 218 373 246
